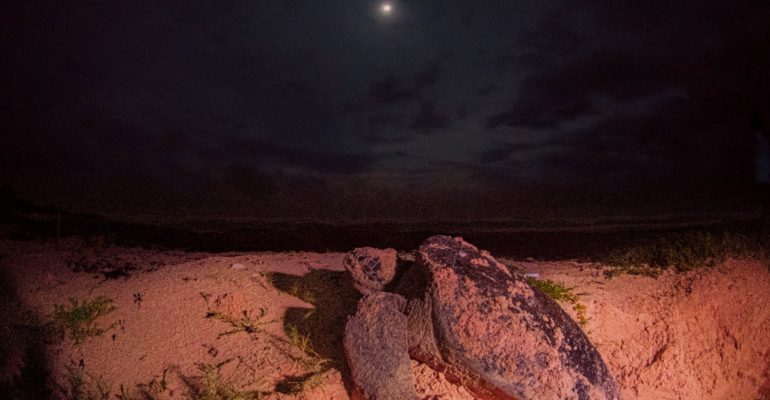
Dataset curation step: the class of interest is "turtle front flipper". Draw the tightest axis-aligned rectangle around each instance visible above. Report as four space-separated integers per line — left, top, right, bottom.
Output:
344 292 419 400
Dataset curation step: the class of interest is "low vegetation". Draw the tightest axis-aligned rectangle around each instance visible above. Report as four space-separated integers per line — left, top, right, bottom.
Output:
526 278 578 303
205 308 273 338
115 369 170 400
115 362 265 400
190 361 264 400
287 325 320 364
50 297 117 344
526 278 589 328
57 365 110 400
603 230 762 277
199 290 276 338
283 324 331 393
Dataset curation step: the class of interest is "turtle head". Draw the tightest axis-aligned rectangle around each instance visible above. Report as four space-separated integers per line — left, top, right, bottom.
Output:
343 247 398 295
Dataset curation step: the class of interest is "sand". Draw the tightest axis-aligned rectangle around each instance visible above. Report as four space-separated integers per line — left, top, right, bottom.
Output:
1 239 769 399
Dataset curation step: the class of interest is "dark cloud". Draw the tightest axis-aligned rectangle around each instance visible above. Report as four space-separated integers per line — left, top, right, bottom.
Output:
211 136 380 175
541 151 648 183
368 75 422 105
487 93 596 129
487 49 695 129
477 83 500 97
513 8 587 63
481 0 770 190
342 59 449 143
543 96 754 185
410 101 449 132
479 143 542 164
367 60 443 105
221 164 278 197
1 1 380 191
414 61 442 89
488 1 770 132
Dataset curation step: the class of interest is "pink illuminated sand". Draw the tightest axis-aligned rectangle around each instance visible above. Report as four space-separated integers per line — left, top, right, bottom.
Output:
1 239 769 399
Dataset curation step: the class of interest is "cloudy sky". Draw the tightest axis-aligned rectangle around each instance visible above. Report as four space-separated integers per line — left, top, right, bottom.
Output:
2 1 770 221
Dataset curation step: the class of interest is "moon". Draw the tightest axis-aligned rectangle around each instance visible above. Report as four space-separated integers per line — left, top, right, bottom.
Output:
380 2 393 15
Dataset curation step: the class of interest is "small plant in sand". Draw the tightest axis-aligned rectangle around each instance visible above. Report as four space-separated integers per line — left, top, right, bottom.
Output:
115 368 170 400
526 278 589 328
603 230 762 277
287 325 330 371
191 360 264 400
205 308 275 339
200 292 276 338
282 324 331 394
57 365 111 400
291 286 316 306
50 297 117 344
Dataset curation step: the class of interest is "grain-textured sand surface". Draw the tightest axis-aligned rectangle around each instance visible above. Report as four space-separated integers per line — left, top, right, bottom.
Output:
1 239 769 399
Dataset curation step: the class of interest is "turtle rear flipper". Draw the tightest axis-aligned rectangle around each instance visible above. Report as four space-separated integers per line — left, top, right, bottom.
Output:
344 292 419 400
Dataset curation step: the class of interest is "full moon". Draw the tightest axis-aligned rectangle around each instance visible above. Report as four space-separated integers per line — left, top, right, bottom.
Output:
380 2 393 15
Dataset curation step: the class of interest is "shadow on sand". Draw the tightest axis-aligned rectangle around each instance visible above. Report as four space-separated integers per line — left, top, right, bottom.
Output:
266 269 362 392
0 259 54 400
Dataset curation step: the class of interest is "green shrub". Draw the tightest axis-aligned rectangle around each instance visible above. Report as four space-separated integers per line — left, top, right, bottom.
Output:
525 278 577 303
526 278 588 327
51 297 116 344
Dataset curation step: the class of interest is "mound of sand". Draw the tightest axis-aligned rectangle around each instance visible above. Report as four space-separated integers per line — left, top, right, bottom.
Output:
1 239 768 399
508 258 770 400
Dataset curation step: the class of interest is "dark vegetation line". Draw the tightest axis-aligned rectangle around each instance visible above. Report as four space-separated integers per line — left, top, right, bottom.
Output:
0 189 765 262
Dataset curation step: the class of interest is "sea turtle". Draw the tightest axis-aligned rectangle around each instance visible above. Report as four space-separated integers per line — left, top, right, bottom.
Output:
343 235 621 400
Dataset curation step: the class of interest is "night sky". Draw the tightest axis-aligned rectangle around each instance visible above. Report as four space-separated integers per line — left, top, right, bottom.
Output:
2 1 770 222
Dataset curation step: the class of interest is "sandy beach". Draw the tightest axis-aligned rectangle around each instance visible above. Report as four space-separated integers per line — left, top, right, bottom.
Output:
1 238 768 399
